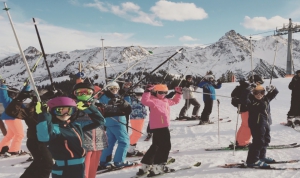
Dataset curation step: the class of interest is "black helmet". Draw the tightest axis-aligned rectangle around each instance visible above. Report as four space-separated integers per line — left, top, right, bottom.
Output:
248 74 264 84
296 70 300 74
7 88 19 98
73 82 94 92
186 75 192 80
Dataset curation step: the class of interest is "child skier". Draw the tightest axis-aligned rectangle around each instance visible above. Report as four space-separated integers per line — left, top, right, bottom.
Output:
127 87 147 157
242 84 279 168
72 82 108 178
137 84 182 176
198 75 222 124
36 96 105 178
99 81 133 168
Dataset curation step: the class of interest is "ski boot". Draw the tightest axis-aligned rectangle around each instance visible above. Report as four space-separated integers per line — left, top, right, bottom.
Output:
148 163 174 176
260 157 276 163
0 146 9 155
246 160 270 168
114 161 134 168
127 144 144 157
294 116 300 125
136 163 152 176
285 117 295 127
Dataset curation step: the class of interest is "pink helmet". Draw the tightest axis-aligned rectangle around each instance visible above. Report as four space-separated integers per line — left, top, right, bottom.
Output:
47 97 77 111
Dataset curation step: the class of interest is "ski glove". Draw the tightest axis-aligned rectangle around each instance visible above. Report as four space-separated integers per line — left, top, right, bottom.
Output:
145 84 155 92
175 86 183 94
266 85 276 92
35 102 49 114
77 101 89 110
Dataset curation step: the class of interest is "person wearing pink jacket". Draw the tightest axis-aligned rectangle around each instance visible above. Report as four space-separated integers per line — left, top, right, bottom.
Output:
136 84 182 177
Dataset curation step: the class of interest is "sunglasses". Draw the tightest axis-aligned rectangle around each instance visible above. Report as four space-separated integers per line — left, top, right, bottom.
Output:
53 107 76 116
157 91 168 95
74 89 93 96
135 93 143 96
109 87 119 91
253 90 265 95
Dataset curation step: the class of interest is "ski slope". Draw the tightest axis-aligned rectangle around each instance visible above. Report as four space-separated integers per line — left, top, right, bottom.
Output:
1 77 300 178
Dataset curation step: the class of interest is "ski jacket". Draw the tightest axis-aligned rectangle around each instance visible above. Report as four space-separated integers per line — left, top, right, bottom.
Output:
36 105 104 161
141 91 181 129
245 88 279 127
75 99 108 152
198 81 222 101
99 91 131 127
289 76 300 99
130 97 147 120
0 84 30 120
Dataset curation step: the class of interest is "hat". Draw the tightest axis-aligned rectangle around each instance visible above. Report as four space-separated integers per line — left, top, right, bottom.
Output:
185 75 192 80
253 85 265 91
153 84 168 91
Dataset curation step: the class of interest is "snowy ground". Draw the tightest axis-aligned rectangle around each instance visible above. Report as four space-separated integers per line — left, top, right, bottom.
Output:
1 77 300 178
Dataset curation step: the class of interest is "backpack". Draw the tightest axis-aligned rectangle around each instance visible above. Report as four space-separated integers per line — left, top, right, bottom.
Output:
231 86 242 107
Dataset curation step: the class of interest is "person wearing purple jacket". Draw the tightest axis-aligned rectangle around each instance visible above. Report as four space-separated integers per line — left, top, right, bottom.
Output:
136 84 182 177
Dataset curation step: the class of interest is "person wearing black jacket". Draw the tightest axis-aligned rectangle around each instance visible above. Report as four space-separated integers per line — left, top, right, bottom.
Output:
286 70 300 126
5 90 61 178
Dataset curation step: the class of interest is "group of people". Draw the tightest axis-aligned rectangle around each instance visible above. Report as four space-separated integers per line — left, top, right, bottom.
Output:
0 70 299 177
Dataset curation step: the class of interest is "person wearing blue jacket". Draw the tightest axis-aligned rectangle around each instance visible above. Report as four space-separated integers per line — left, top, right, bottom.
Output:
0 79 29 156
99 81 133 168
198 75 222 124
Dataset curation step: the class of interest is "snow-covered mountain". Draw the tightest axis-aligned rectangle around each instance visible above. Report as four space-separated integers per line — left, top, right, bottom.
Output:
0 30 299 87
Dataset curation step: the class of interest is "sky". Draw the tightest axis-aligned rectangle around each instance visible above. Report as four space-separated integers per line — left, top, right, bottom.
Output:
0 0 300 59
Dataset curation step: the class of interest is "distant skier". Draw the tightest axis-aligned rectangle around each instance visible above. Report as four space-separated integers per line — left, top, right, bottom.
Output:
286 70 300 126
240 84 278 168
197 74 222 124
178 75 200 120
137 84 182 176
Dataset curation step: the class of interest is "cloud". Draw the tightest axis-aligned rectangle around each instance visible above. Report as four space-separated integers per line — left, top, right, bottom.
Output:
150 0 208 21
179 36 198 42
0 18 136 59
85 0 109 12
165 35 174 38
68 0 80 6
183 43 207 48
241 16 294 31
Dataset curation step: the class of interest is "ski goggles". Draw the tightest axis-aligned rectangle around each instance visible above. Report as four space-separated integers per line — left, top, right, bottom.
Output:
108 87 120 91
135 93 143 96
53 106 76 116
253 90 265 95
124 82 132 87
74 89 93 96
157 91 168 95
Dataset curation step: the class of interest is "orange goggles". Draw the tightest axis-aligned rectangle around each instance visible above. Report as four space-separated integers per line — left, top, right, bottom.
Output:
157 91 168 95
74 89 93 96
53 107 76 116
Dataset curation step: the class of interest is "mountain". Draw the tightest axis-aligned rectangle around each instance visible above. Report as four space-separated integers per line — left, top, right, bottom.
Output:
0 30 299 88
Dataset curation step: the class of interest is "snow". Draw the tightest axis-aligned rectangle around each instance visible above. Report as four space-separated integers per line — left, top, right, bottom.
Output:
1 77 300 178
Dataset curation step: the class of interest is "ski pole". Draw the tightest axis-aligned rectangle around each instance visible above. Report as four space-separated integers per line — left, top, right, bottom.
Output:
250 36 254 83
108 117 146 136
32 18 55 90
3 3 41 101
24 54 43 86
269 41 278 85
233 104 241 156
217 99 220 144
124 48 184 96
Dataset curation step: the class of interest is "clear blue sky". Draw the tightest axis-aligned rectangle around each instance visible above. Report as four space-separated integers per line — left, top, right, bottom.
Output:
0 0 300 59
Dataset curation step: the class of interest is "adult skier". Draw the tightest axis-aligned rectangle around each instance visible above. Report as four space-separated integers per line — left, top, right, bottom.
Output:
286 70 300 126
178 75 200 120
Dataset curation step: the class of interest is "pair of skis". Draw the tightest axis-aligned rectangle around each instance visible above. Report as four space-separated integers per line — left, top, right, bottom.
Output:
205 143 300 151
187 117 231 127
220 159 300 170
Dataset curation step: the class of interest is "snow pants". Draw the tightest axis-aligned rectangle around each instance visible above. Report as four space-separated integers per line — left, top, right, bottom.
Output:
246 120 270 164
100 124 129 163
179 98 201 117
141 127 171 165
0 119 24 152
20 138 53 178
52 158 85 178
200 100 213 121
287 94 300 117
84 150 102 178
236 112 251 146
129 119 145 145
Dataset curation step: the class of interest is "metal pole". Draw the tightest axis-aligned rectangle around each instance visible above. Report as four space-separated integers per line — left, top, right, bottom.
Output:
269 41 278 85
233 104 241 156
101 38 108 84
250 36 254 82
3 3 41 101
217 99 220 144
286 18 293 75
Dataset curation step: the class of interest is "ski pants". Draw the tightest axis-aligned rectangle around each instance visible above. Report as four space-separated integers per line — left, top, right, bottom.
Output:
141 127 171 165
52 158 85 178
129 119 145 145
246 121 270 164
236 112 251 146
200 100 213 121
100 124 129 163
0 119 24 152
84 150 102 178
147 121 153 133
287 95 300 117
20 138 53 178
179 98 200 117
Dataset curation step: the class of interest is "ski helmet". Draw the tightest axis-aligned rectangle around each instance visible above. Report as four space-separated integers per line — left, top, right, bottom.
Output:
47 97 77 111
106 81 120 89
7 88 19 98
153 84 168 91
296 70 300 75
186 75 192 80
249 75 264 84
205 75 214 80
133 87 144 93
253 85 265 91
73 82 94 92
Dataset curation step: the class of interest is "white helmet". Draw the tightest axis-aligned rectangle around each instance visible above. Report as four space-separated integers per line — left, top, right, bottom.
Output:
205 75 214 80
106 81 119 89
134 87 144 93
